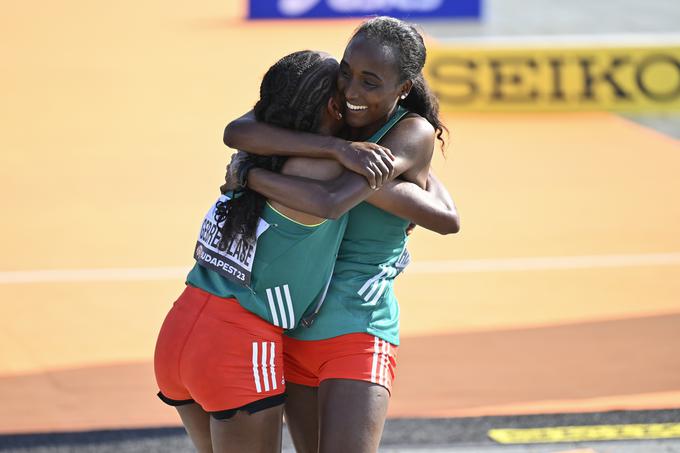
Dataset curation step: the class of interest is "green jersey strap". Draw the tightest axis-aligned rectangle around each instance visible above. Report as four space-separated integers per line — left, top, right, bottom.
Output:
369 106 409 143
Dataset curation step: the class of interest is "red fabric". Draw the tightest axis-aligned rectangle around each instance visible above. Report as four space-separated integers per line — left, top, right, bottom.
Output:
154 286 284 412
283 333 398 394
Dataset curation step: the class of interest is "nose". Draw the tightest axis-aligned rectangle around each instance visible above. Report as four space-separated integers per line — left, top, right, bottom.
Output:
342 77 360 103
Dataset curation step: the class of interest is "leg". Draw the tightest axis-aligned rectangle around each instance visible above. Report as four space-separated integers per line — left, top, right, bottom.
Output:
176 403 213 453
284 382 319 453
210 404 284 453
317 379 390 453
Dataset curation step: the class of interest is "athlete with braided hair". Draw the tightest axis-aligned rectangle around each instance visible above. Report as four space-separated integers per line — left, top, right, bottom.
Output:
155 48 455 453
223 17 459 453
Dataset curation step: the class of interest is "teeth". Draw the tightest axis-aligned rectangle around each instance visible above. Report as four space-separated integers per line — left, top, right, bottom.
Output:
346 101 367 111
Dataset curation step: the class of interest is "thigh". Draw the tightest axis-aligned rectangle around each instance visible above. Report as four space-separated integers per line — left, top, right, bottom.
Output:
176 403 213 453
283 382 319 453
211 404 284 453
318 379 390 453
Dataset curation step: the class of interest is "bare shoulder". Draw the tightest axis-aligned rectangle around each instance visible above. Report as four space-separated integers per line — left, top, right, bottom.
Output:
381 114 435 163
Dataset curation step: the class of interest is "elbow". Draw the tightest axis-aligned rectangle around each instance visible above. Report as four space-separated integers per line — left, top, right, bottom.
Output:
223 122 237 148
319 197 343 220
224 117 250 148
318 191 347 220
437 214 460 235
302 190 342 220
324 206 343 220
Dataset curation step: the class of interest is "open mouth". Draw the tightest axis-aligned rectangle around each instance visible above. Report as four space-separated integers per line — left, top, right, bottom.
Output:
346 101 368 112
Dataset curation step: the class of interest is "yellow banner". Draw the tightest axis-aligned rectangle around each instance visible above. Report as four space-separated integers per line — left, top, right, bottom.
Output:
426 43 680 112
488 423 680 444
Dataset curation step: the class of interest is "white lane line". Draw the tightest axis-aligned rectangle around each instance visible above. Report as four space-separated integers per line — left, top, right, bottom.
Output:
407 253 680 274
1 253 680 284
0 267 190 284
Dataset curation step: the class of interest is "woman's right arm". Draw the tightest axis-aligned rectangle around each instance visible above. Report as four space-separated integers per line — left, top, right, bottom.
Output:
246 167 459 235
224 112 395 189
246 167 373 220
367 171 460 235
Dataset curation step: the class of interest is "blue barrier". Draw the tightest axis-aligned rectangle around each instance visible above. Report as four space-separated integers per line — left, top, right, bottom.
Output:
248 0 481 20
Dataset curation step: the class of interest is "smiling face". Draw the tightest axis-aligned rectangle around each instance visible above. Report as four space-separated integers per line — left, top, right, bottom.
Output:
338 34 412 139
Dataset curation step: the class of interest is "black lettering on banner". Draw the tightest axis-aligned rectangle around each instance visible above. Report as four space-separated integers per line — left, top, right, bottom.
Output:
220 236 233 253
548 57 567 101
429 57 478 104
489 57 539 102
199 218 214 243
635 54 680 102
579 56 631 101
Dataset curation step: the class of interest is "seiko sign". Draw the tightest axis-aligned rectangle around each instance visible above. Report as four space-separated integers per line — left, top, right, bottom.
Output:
427 44 680 112
248 0 481 19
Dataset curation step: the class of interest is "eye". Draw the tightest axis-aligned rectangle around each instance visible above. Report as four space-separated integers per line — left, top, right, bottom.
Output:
363 80 377 88
339 67 350 79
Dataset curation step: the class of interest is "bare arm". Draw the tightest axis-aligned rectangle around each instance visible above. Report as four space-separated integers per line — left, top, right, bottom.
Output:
367 171 459 235
224 111 395 189
224 111 339 159
244 114 434 211
247 168 373 220
247 167 459 234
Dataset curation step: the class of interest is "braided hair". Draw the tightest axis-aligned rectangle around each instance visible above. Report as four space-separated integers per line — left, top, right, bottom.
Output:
352 16 447 152
219 50 338 245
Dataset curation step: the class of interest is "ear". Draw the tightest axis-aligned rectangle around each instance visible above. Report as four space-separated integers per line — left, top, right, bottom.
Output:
327 96 343 120
400 79 414 99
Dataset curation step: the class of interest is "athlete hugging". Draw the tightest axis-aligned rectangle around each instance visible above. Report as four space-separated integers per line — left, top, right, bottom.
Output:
154 16 459 453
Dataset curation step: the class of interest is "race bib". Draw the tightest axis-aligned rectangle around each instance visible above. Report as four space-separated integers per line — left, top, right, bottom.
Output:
193 194 269 286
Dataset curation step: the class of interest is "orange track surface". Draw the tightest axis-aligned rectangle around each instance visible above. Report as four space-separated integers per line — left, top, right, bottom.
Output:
1 0 680 434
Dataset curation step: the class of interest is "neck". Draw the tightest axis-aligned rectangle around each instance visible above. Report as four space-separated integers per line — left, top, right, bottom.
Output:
347 104 401 141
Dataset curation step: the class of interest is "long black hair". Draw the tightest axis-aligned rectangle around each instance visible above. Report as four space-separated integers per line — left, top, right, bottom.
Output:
352 16 447 152
219 50 338 245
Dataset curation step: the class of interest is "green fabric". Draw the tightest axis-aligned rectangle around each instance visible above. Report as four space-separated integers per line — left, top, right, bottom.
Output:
286 106 410 345
187 203 347 329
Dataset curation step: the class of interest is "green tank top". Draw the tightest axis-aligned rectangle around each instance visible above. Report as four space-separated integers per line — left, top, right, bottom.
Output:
286 106 411 345
187 196 347 329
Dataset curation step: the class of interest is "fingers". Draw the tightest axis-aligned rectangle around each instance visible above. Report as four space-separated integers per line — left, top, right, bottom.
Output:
372 158 390 188
381 152 395 181
376 146 395 184
376 144 395 161
346 142 396 189
364 166 378 189
369 144 395 188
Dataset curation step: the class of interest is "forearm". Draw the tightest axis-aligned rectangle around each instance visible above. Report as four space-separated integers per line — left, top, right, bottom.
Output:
367 179 460 235
427 171 456 211
247 168 374 219
224 113 341 159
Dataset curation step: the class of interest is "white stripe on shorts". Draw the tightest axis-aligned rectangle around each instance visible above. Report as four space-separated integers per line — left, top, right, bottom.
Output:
371 337 380 384
378 339 387 387
261 342 270 392
270 341 277 390
382 341 390 387
252 342 262 393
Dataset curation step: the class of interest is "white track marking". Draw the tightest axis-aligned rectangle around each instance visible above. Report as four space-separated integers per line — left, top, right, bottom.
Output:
1 253 680 284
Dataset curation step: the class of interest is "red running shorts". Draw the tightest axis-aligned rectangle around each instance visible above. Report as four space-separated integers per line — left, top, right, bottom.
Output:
154 286 285 413
283 333 398 394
